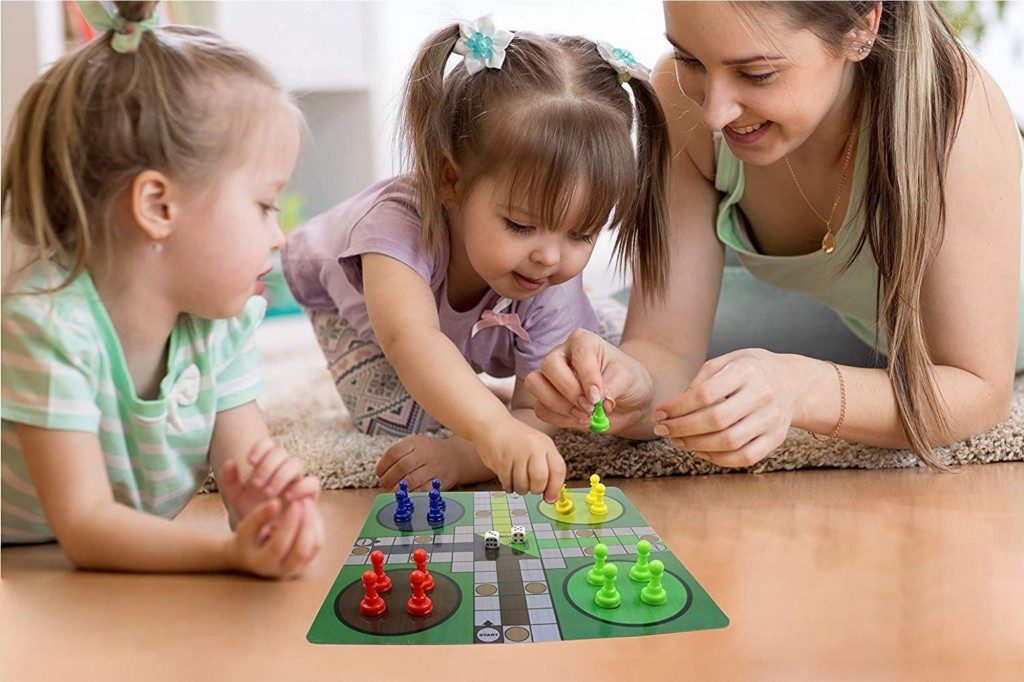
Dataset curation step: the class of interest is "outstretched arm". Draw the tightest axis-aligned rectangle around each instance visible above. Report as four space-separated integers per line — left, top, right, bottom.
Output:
363 253 564 501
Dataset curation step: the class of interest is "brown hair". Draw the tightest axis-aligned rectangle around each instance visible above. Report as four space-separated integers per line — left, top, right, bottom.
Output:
403 24 671 301
747 1 970 468
1 1 293 291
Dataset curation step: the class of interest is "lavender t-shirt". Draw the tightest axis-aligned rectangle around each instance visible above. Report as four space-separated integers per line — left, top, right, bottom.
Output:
282 176 599 379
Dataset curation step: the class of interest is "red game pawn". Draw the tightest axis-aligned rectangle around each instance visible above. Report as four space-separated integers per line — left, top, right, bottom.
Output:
411 548 434 593
406 570 433 617
370 550 392 593
359 570 387 617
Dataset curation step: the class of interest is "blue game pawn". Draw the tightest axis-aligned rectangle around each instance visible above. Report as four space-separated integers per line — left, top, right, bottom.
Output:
398 480 414 511
394 489 413 524
426 488 445 524
431 478 446 512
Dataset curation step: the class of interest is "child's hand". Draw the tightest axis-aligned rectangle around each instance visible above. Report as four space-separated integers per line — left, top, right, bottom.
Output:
474 420 566 503
376 435 456 493
228 497 324 579
219 438 321 526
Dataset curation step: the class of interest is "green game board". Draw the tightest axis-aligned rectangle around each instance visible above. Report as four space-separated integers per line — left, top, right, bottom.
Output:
307 487 729 645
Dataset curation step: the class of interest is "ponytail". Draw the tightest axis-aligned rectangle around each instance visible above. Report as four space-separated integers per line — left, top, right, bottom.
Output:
618 76 671 303
402 24 462 253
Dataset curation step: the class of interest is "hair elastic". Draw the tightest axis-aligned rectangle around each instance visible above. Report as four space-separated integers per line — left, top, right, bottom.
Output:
78 1 158 54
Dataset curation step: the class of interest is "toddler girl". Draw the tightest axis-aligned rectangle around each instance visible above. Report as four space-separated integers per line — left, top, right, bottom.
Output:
283 15 670 501
1 1 323 578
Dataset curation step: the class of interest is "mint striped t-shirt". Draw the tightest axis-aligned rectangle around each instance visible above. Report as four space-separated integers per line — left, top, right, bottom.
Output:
1 262 266 543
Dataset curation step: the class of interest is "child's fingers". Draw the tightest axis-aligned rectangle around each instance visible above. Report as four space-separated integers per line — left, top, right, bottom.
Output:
542 451 566 504
258 497 304 567
246 437 276 467
283 475 321 504
280 500 322 578
261 456 305 499
526 452 550 498
218 459 242 497
375 439 417 485
235 498 281 546
511 455 531 496
246 446 289 489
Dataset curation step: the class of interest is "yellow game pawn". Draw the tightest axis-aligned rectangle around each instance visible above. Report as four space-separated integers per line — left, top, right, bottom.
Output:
554 484 575 515
590 482 608 516
585 474 601 506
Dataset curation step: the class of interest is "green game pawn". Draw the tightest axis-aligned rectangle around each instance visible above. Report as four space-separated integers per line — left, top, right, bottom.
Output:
640 560 668 606
630 539 652 582
587 543 608 586
594 563 621 609
590 400 610 433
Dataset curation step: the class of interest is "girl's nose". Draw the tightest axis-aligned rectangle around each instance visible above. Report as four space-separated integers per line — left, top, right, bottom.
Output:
269 221 286 251
530 239 560 267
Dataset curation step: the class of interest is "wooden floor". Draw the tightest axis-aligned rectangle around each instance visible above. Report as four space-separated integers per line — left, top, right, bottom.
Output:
4 465 1024 681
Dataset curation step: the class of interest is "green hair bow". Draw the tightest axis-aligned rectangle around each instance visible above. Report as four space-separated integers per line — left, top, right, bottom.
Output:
78 1 158 54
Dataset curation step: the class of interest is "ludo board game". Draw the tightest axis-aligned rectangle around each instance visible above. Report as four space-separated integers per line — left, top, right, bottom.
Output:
307 484 729 645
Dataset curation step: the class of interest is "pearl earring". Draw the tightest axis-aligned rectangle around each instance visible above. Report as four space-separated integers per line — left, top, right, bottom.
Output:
153 241 164 254
858 40 873 55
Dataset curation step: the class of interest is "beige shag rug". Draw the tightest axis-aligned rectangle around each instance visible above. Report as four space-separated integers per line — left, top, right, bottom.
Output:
249 316 1024 490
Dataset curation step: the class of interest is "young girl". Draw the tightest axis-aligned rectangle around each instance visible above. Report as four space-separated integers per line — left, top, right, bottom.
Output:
528 2 1023 469
283 15 671 501
1 1 323 578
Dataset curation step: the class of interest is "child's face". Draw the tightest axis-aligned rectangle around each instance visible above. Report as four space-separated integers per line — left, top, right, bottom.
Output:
169 100 300 318
664 1 855 166
448 176 598 302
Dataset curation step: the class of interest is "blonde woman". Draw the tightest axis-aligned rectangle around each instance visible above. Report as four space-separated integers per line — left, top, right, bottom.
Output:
527 1 1022 469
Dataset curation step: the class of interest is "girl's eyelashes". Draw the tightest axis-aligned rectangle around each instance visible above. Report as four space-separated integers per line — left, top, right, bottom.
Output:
742 71 777 84
260 202 281 216
569 232 596 244
503 218 533 234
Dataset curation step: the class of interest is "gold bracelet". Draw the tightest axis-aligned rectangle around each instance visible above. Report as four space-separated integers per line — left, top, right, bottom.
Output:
810 360 846 442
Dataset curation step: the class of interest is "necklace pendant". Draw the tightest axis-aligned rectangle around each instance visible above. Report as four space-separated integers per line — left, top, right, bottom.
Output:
821 230 836 255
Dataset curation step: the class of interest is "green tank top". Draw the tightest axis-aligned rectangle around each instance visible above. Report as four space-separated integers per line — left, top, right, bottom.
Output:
714 114 1024 371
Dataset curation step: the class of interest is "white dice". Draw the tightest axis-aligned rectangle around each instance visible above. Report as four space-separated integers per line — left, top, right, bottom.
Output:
484 530 500 550
511 525 526 544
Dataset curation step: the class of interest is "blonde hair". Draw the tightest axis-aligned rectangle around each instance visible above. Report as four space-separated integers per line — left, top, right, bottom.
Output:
1 1 292 292
403 24 671 301
748 1 970 468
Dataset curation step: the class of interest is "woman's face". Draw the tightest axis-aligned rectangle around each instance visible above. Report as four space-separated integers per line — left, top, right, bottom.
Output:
664 1 856 165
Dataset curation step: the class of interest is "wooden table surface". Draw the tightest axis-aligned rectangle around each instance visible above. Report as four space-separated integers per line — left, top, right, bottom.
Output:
3 465 1023 681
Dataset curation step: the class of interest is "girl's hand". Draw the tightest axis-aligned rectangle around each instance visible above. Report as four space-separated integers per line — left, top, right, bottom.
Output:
228 498 324 580
525 329 655 435
653 349 799 468
474 420 566 503
219 438 321 526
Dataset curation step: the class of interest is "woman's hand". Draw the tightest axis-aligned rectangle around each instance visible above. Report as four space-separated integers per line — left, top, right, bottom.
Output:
653 349 800 467
525 329 655 435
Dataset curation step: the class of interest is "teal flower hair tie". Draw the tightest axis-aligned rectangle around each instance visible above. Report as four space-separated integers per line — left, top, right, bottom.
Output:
453 14 514 75
596 40 651 84
78 0 158 54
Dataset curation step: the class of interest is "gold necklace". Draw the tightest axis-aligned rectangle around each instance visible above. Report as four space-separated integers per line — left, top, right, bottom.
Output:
784 115 860 255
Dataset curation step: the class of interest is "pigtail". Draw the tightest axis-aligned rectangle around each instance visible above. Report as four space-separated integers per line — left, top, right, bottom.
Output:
618 77 671 303
851 0 968 468
2 41 107 292
402 24 462 252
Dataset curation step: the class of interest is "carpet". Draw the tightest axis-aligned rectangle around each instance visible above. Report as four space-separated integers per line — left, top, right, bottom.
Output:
248 315 1024 490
